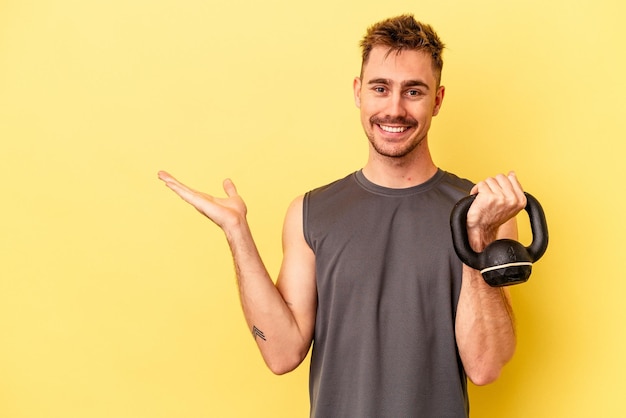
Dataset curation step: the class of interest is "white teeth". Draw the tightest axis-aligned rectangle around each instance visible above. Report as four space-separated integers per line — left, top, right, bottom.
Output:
380 125 408 133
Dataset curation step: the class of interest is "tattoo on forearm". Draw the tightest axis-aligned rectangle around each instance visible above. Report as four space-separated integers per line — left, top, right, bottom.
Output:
252 325 266 341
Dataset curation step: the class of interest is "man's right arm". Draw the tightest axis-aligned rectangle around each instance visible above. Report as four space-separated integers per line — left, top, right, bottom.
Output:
232 195 316 374
158 171 316 374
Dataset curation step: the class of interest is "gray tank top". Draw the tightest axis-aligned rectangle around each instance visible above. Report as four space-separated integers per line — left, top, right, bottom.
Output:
303 169 473 417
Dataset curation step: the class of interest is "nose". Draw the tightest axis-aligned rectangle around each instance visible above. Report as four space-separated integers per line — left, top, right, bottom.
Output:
385 92 407 119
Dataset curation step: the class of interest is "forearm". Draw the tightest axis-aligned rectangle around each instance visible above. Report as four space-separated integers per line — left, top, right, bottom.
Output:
455 265 516 385
225 220 310 374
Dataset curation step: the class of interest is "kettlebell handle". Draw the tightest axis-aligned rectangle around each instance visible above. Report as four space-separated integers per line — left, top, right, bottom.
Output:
450 192 549 285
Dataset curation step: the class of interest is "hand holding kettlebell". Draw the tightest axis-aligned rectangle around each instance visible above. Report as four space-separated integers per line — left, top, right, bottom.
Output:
450 175 549 287
464 173 527 241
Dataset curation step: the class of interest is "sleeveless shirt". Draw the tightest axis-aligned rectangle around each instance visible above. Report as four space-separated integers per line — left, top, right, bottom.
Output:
303 169 474 417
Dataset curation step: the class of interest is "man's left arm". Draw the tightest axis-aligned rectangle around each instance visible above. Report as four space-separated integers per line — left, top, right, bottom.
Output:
455 172 525 385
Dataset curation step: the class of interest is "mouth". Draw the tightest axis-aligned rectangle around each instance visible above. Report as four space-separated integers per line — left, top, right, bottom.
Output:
378 124 410 134
371 116 417 135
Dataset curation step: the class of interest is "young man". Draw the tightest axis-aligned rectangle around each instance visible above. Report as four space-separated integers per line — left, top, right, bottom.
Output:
159 14 524 417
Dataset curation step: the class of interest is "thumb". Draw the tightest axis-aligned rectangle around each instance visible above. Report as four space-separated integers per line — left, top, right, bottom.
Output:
222 178 238 197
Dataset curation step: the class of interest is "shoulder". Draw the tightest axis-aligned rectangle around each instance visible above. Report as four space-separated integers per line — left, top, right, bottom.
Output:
305 172 357 199
436 170 474 198
439 170 474 190
303 172 360 211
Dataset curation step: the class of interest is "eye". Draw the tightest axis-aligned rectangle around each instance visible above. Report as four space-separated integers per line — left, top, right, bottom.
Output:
373 86 387 94
406 89 423 97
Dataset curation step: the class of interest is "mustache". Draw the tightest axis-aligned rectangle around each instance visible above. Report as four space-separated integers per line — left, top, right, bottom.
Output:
370 116 417 127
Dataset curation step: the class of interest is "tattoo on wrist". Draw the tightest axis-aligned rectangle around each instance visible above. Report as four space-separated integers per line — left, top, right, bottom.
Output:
252 325 266 341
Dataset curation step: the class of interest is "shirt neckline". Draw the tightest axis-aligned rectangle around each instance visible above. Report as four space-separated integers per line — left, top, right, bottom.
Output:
354 168 445 197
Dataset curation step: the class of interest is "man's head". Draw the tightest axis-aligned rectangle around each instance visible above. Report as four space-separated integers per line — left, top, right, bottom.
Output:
359 14 445 86
354 16 446 163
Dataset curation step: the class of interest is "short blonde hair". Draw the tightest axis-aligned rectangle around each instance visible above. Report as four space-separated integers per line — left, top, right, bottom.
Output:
360 14 445 85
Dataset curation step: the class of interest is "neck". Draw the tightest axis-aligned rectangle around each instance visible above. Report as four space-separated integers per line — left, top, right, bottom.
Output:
362 144 438 189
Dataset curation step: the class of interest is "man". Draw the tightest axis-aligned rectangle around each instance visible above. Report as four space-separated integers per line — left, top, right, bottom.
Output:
158 14 524 417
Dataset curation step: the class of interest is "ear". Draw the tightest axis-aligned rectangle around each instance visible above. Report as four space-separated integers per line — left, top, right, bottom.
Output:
432 85 445 116
353 77 362 108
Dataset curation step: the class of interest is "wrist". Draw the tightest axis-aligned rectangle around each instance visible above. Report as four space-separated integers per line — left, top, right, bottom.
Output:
468 226 498 252
222 214 249 238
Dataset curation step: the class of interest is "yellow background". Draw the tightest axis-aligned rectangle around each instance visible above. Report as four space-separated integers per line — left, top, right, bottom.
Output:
1 0 624 416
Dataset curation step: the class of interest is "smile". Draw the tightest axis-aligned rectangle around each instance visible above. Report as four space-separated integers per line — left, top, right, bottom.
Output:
379 125 409 133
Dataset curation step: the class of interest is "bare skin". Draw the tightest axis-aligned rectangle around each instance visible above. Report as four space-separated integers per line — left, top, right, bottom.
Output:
158 46 523 383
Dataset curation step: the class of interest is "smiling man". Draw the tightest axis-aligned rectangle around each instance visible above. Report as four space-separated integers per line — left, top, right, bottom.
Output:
159 14 525 417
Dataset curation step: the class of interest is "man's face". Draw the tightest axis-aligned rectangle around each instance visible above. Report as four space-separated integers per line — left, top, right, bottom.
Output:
354 46 445 160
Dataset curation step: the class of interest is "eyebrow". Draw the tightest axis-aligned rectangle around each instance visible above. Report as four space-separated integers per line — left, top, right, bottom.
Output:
367 78 431 90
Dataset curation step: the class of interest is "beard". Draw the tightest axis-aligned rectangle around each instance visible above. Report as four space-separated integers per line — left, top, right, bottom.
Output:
366 115 424 158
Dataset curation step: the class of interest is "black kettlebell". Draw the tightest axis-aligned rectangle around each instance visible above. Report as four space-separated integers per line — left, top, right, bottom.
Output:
450 192 549 287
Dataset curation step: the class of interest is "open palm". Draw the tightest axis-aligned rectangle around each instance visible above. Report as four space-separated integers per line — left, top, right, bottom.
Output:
158 171 247 229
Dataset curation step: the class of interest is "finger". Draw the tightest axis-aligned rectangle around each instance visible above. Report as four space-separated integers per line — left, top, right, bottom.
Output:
488 172 526 210
157 170 172 182
491 172 522 198
164 181 199 203
223 178 238 197
481 176 504 197
493 173 515 195
472 178 491 195
506 171 523 193
158 171 203 202
158 171 194 192
473 175 512 210
507 171 527 205
158 170 186 189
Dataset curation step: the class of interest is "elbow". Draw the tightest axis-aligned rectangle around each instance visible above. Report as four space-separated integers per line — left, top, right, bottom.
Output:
465 351 514 386
264 350 308 376
268 363 297 376
462 339 516 386
467 367 502 386
265 357 302 376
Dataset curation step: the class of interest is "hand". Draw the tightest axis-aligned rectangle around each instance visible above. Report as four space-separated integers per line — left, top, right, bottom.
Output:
157 171 247 230
466 171 526 244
